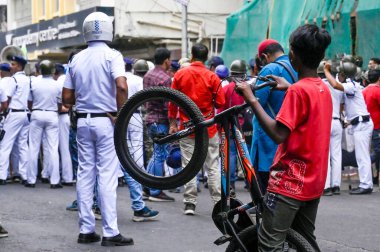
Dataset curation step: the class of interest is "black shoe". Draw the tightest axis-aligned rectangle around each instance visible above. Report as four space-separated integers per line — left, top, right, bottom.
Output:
21 180 27 185
77 232 101 244
332 186 340 195
323 188 333 196
41 178 49 184
0 179 6 185
24 183 35 188
12 176 21 183
101 234 134 247
61 182 74 186
50 184 63 189
349 187 373 195
184 203 195 215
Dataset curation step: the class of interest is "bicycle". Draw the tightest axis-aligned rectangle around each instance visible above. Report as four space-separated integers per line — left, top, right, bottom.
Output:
114 79 314 251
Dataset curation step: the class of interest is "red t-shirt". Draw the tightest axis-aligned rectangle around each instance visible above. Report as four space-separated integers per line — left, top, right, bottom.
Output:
168 62 225 138
267 78 332 201
363 84 380 130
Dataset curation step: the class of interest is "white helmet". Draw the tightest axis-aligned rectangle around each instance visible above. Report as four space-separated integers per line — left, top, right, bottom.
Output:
83 12 113 43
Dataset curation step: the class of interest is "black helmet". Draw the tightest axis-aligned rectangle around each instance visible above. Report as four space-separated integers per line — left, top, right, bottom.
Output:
40 60 54 76
230 60 247 76
133 59 149 74
338 61 357 79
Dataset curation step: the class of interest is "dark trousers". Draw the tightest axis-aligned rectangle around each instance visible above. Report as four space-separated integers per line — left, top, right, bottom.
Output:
258 192 321 252
373 129 380 174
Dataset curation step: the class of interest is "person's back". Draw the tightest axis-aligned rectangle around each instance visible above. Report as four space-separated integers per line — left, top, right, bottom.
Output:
30 77 60 110
169 43 225 215
268 78 332 199
69 43 119 113
251 40 298 191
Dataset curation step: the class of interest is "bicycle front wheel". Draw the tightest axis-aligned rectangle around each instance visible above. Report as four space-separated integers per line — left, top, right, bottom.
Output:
225 225 314 252
114 87 209 189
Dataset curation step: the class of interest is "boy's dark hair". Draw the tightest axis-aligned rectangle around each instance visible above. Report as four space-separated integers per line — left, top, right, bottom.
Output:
154 48 171 65
368 69 380 83
261 43 284 57
370 57 380 65
191 43 208 62
289 24 331 69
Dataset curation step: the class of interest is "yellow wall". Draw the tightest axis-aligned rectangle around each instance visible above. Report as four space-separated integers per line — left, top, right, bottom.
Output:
32 0 76 23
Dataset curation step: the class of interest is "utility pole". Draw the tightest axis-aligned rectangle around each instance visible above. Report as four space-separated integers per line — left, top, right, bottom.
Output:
177 0 189 58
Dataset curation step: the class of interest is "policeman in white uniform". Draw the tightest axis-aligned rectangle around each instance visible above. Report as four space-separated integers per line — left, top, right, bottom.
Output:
0 56 30 185
54 63 74 185
25 60 61 188
324 61 374 194
319 63 345 195
62 12 133 246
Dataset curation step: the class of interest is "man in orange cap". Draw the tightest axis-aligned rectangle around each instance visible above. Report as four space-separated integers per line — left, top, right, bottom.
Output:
250 39 298 192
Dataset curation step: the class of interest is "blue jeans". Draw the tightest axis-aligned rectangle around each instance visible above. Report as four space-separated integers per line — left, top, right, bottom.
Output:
69 127 78 180
147 123 169 196
121 165 144 211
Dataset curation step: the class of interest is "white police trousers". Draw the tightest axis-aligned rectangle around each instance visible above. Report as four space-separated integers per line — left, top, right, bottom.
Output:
325 119 343 188
59 113 73 182
0 111 29 180
28 111 60 184
76 116 119 237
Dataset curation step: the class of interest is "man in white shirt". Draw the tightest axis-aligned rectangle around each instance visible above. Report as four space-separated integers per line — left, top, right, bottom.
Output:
25 60 62 188
62 12 133 246
0 56 30 185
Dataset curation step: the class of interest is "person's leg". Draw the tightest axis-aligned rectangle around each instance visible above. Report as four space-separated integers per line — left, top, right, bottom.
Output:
15 115 29 181
76 119 97 235
258 193 301 252
93 118 120 237
353 122 374 189
69 127 78 180
205 134 221 205
146 123 168 196
330 120 343 189
44 113 60 185
122 166 144 211
229 139 237 188
27 115 43 184
59 114 73 183
0 113 25 180
181 137 198 206
291 198 321 252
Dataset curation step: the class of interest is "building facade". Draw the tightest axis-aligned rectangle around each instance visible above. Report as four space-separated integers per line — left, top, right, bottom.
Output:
1 0 243 61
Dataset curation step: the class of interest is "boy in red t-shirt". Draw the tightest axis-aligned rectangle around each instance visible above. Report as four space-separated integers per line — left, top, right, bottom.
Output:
236 24 332 251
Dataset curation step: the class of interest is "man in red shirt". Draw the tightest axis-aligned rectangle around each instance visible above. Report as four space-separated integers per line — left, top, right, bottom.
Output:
236 24 332 251
168 44 225 215
363 69 380 185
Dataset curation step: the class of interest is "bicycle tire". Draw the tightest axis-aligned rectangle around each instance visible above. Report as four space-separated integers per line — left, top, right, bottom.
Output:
114 87 209 189
225 225 314 252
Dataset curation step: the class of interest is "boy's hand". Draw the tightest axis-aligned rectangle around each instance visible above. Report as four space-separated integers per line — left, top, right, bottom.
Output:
266 75 291 91
235 81 258 103
324 62 331 72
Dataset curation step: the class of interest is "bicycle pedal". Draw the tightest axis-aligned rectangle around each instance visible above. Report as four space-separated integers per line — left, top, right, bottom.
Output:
214 235 232 245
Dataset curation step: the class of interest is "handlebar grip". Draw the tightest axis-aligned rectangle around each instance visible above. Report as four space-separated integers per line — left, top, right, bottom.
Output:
250 81 277 91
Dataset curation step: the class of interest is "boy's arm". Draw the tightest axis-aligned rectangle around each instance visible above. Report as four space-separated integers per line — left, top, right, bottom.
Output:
236 82 290 144
324 63 344 91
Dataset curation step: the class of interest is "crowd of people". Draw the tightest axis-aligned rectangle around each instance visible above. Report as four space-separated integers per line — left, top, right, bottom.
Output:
0 11 379 251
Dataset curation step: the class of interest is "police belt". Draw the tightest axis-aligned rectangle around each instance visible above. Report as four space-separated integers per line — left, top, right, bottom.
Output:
350 115 370 126
59 112 69 115
133 109 141 114
77 112 117 118
333 117 340 120
9 109 28 112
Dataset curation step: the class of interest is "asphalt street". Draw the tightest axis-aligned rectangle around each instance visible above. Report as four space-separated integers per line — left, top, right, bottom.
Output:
0 176 379 252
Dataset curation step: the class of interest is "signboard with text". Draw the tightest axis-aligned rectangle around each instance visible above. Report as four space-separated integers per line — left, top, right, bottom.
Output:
0 6 114 51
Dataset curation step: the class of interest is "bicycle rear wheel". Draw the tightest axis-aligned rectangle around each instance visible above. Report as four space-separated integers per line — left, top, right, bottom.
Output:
114 87 209 189
225 225 314 252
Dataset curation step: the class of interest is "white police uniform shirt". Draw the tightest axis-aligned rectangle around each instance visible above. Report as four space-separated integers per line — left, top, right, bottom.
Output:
29 76 61 110
64 42 125 113
7 71 30 110
126 72 142 98
0 77 11 104
64 41 125 237
322 79 344 118
341 78 369 120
